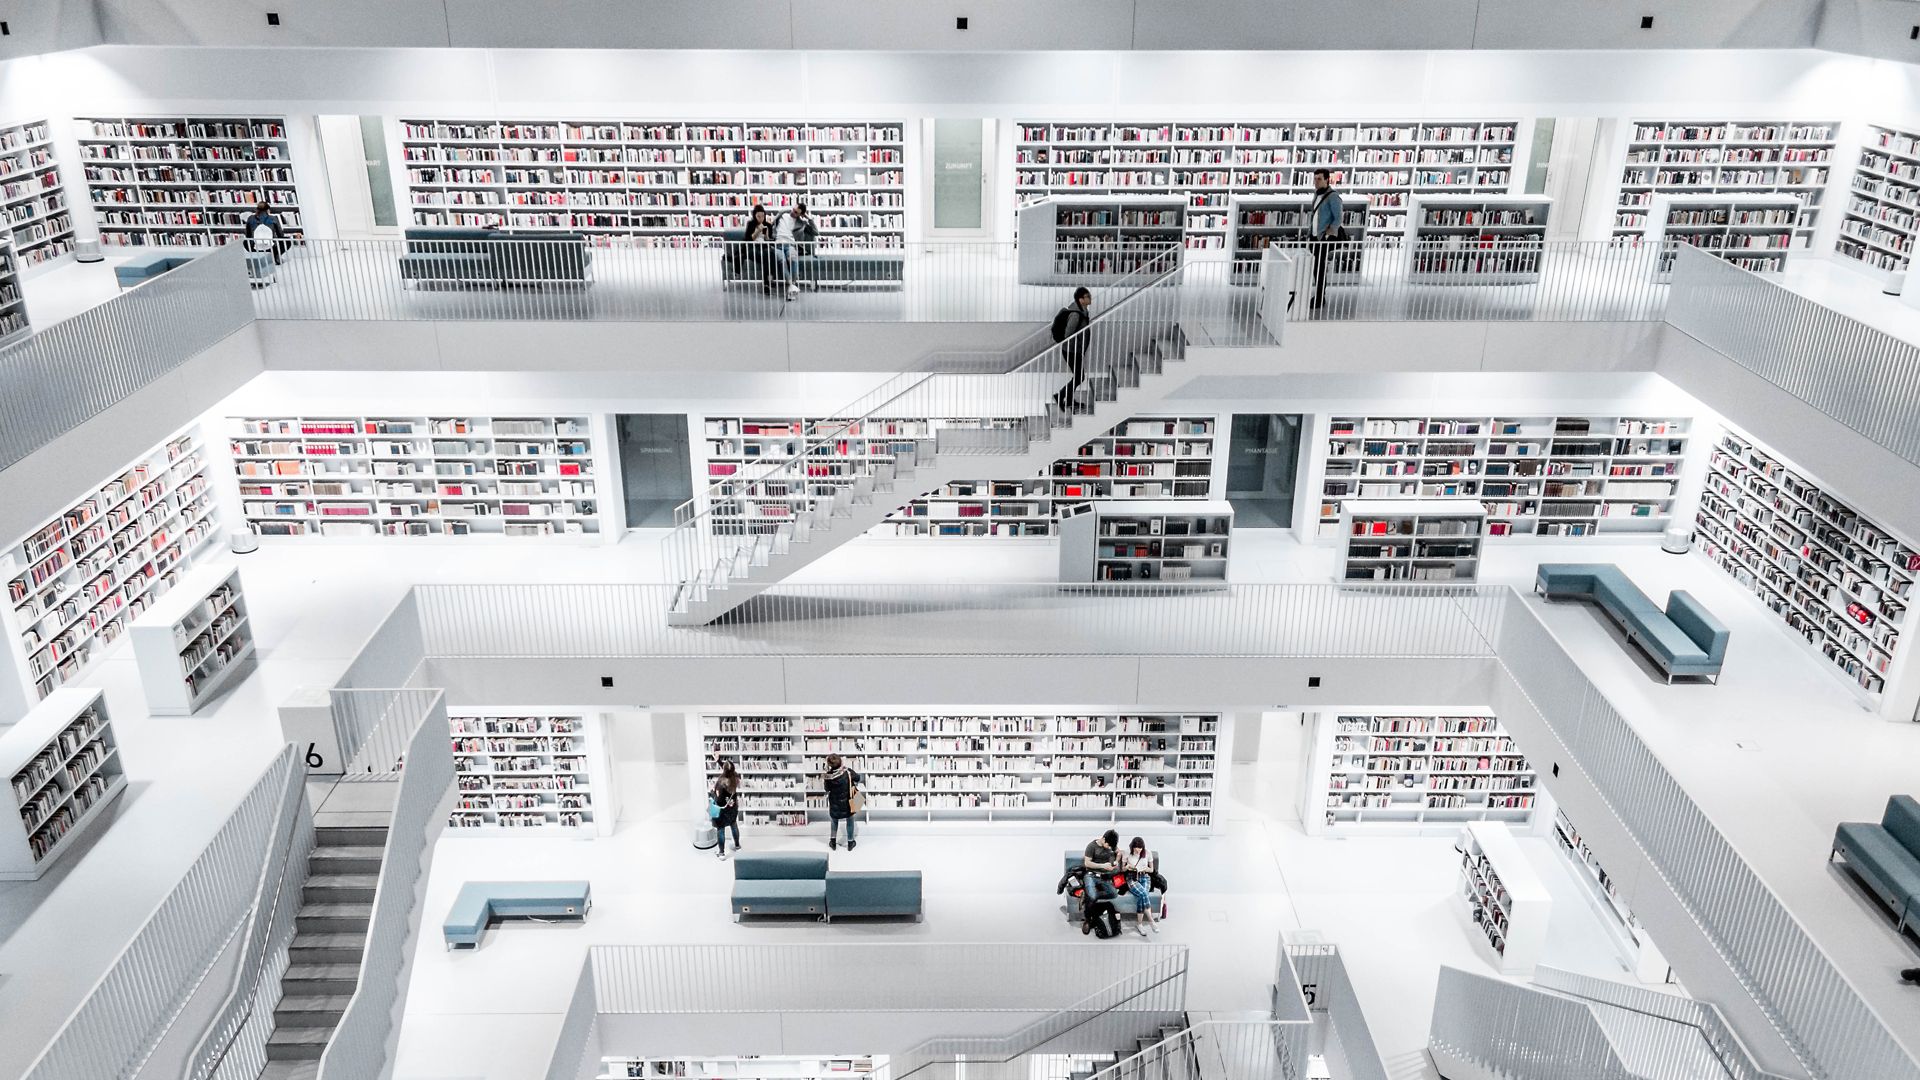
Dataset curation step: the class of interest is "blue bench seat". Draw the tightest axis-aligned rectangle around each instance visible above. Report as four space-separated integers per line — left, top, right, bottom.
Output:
1535 563 1728 683
730 851 922 920
1832 795 1920 936
443 880 591 949
116 255 193 289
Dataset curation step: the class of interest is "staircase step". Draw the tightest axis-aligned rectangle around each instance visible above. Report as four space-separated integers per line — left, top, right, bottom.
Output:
273 993 353 1027
259 1059 322 1079
303 873 379 903
315 826 388 847
265 1026 334 1060
309 844 384 875
290 931 367 964
296 902 372 933
283 962 364 995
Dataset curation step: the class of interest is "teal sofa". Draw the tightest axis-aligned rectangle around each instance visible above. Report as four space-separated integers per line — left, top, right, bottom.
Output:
1062 851 1162 921
1832 795 1920 937
442 880 591 949
399 227 593 287
116 254 194 288
1535 563 1728 683
730 851 921 921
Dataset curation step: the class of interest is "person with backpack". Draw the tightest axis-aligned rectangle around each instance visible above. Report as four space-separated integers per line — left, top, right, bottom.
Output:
710 760 741 859
823 753 864 850
1049 287 1093 414
1308 168 1345 310
242 200 284 264
774 203 817 301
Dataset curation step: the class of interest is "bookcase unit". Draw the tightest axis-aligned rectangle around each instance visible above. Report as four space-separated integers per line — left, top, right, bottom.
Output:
1058 500 1232 582
1695 429 1914 703
0 689 126 880
1305 711 1538 835
399 118 906 248
77 116 303 247
1336 499 1485 583
449 711 614 835
1227 195 1370 283
1837 124 1920 278
1317 414 1690 541
601 1056 882 1080
1 430 219 703
1404 195 1549 284
1458 820 1552 975
0 119 74 269
1612 119 1835 248
129 560 253 715
229 414 599 539
1015 195 1186 284
0 237 26 342
1013 119 1518 243
697 712 1221 828
1645 193 1799 279
1552 807 1670 982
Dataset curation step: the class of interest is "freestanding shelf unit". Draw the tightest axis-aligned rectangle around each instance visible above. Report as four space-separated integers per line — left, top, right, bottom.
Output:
0 688 127 880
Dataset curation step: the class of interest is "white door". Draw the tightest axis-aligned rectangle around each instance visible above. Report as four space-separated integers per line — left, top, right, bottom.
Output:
923 118 994 242
317 115 402 238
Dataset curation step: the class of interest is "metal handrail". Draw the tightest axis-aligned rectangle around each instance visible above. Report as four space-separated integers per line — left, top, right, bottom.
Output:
1531 967 1797 1080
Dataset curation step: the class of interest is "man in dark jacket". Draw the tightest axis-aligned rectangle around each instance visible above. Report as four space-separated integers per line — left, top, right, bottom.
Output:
823 753 864 850
1049 287 1093 414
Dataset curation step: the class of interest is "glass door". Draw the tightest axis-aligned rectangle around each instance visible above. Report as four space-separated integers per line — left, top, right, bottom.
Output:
925 118 992 240
1225 414 1304 528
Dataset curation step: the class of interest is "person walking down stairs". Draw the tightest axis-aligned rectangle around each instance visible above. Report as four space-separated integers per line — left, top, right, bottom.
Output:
1050 287 1094 414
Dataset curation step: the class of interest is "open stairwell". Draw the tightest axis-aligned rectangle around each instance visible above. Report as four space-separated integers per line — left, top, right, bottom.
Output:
257 824 387 1079
668 319 1199 625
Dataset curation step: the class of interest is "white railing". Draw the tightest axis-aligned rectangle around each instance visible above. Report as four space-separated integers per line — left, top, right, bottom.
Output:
0 243 252 471
1284 944 1389 1080
334 590 426 690
1529 967 1796 1080
316 688 455 1080
1668 243 1920 468
543 961 603 1080
1428 966 1656 1080
20 745 303 1080
331 687 439 778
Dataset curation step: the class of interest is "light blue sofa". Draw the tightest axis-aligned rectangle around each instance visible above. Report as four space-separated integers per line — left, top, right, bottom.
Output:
442 880 591 949
1832 795 1920 936
1535 563 1728 683
730 851 922 921
115 254 194 288
1062 851 1162 921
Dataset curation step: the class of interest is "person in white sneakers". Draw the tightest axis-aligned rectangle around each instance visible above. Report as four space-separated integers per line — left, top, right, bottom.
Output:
1123 836 1160 935
774 203 816 301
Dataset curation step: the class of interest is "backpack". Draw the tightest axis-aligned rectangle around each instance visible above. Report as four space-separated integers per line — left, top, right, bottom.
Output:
1050 306 1075 344
1084 898 1122 939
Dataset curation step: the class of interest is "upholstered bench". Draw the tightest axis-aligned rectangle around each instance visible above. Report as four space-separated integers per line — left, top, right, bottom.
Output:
442 880 591 949
1061 851 1162 921
731 852 828 918
1832 795 1920 936
1535 563 1729 683
825 869 923 921
115 255 193 289
246 250 276 287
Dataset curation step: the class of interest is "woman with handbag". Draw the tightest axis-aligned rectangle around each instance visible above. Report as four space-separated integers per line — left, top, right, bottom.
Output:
711 761 742 860
823 753 865 851
1124 836 1161 935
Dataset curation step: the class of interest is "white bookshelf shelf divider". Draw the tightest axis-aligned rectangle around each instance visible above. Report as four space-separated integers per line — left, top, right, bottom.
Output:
0 119 74 270
1306 711 1539 836
1058 499 1233 583
1337 498 1484 583
129 560 255 715
1458 820 1552 975
77 115 303 248
0 688 127 880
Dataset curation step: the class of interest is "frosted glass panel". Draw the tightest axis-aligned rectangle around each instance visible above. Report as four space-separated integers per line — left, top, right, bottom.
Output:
934 118 984 230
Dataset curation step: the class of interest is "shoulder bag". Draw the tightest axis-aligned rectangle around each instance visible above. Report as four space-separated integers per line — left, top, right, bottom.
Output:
847 781 866 814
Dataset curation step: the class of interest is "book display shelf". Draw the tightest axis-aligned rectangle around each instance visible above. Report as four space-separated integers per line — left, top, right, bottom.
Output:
1836 124 1920 278
1695 429 1915 701
0 119 74 269
1317 414 1690 540
1305 711 1538 836
1 431 219 703
229 415 599 539
1645 193 1799 279
0 689 126 880
1057 500 1232 582
1336 499 1485 583
1612 119 1835 249
449 711 613 835
1552 808 1670 982
1458 820 1552 975
697 713 1221 828
1013 120 1518 243
77 116 303 247
602 1056 882 1080
1227 195 1370 283
1015 195 1187 284
0 237 26 342
399 119 906 248
129 560 253 716
1405 195 1550 284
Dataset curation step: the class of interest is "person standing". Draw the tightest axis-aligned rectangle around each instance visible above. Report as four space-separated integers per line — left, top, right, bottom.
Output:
711 761 742 859
743 204 778 295
1123 836 1160 936
774 203 814 301
1049 287 1093 414
823 753 864 850
1308 168 1345 310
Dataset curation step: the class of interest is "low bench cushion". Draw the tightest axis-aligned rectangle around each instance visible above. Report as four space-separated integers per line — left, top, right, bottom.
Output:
1884 795 1920 857
1836 822 1920 911
400 253 494 279
1666 591 1729 662
116 256 188 286
1535 564 1608 596
826 870 922 916
733 851 828 881
443 880 590 947
732 878 827 916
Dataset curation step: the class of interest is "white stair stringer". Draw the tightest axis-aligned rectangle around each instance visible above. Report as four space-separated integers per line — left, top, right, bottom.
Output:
669 325 1200 625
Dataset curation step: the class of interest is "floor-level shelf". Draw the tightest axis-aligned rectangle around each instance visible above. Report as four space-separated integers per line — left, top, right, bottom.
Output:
1305 711 1538 836
449 711 615 835
1458 820 1552 975
0 688 127 880
77 115 304 247
1336 498 1484 584
1058 499 1232 583
1645 193 1799 280
1405 194 1549 284
129 560 254 715
1015 195 1186 284
1614 119 1835 248
0 119 73 269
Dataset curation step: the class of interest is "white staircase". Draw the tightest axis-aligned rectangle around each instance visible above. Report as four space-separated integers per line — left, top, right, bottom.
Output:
667 318 1196 625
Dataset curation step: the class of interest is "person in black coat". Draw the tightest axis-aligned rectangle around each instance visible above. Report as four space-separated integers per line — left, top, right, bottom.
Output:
241 200 285 264
742 204 777 295
823 752 864 850
712 761 742 859
1049 287 1093 413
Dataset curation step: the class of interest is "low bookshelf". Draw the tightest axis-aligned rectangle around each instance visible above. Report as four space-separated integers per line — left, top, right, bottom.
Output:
1837 124 1920 280
0 119 74 269
1613 119 1835 248
1458 820 1552 975
0 688 126 880
1645 193 1798 279
1015 195 1186 285
696 712 1221 828
1058 500 1232 583
129 560 254 715
1305 711 1539 836
1336 498 1484 584
0 237 26 342
1405 194 1549 284
601 1057 883 1080
1552 807 1670 982
448 711 615 835
229 414 599 539
1227 195 1370 284
77 115 303 247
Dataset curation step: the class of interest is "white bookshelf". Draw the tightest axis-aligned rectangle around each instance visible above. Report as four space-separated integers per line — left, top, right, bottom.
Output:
697 712 1221 828
601 1056 882 1080
1059 500 1232 583
1318 414 1690 541
229 414 599 539
1458 820 1552 975
448 711 615 835
399 119 905 248
0 688 126 880
1305 711 1538 836
1015 195 1187 284
1837 124 1920 279
1336 499 1484 583
1695 429 1914 701
77 116 303 248
1552 808 1670 982
1613 119 1835 249
0 119 74 269
129 560 254 715
1404 194 1549 284
1 430 220 703
1645 193 1798 280
0 237 26 342
1227 194 1370 283
1013 119 1518 243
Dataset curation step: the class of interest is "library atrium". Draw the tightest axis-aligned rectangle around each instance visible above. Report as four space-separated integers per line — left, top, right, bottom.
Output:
6 4 1920 1080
